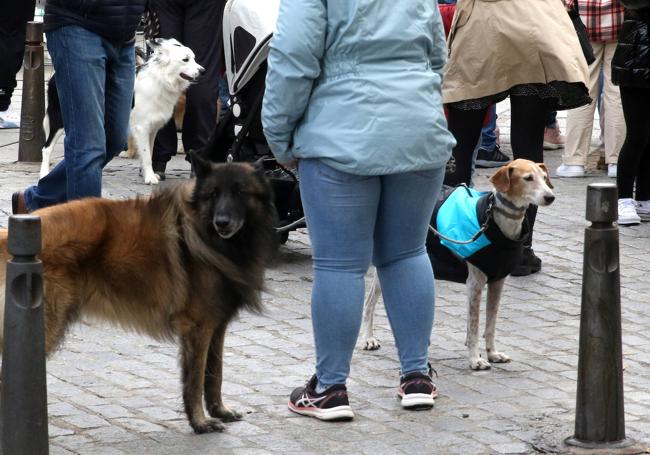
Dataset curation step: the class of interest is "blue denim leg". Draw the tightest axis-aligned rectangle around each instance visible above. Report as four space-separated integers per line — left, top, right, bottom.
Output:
299 159 444 386
479 104 497 150
24 26 134 211
372 167 445 376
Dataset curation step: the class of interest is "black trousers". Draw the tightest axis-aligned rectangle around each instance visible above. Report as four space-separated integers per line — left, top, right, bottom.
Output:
444 95 551 247
616 86 650 200
0 0 37 110
152 0 226 163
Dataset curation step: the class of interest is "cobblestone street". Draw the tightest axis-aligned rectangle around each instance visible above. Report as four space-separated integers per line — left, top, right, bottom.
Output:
1 75 650 454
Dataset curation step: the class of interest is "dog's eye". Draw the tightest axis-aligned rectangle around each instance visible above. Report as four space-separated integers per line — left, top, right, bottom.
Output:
182 57 189 62
524 175 534 182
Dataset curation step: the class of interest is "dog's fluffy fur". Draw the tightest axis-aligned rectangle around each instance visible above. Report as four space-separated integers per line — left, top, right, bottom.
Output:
122 38 203 184
361 159 555 370
0 155 278 433
41 40 201 184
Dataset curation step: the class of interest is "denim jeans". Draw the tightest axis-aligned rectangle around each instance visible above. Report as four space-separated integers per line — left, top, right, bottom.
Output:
479 104 497 151
24 25 135 211
298 159 445 387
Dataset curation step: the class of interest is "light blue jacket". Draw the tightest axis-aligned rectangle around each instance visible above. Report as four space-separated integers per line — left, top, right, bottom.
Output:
262 0 456 175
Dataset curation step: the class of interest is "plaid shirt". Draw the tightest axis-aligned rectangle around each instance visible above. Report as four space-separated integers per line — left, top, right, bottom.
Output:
565 0 625 42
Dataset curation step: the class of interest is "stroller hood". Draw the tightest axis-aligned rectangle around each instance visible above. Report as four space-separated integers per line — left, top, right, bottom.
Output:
223 0 281 96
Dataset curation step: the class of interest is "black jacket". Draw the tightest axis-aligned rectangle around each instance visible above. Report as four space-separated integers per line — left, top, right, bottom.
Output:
426 190 529 284
44 0 147 44
612 3 650 88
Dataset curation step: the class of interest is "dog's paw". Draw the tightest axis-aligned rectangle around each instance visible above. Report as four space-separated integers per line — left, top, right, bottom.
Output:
487 351 511 364
118 151 130 158
208 405 243 422
469 357 491 370
362 337 381 351
143 172 160 185
191 418 226 434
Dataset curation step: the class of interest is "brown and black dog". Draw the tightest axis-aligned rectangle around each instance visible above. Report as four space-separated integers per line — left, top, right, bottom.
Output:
0 154 278 433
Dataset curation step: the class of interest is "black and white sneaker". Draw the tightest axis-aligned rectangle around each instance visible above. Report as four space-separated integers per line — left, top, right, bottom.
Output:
397 370 438 410
288 375 354 421
475 144 511 168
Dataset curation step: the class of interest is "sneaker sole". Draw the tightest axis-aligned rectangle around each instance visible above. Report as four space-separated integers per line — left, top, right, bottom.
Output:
398 393 435 410
556 171 585 178
476 160 509 168
288 402 354 421
543 142 564 150
618 218 641 226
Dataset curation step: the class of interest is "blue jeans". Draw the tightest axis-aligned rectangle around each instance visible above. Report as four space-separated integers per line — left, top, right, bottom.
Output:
298 159 445 387
479 104 497 151
24 26 135 211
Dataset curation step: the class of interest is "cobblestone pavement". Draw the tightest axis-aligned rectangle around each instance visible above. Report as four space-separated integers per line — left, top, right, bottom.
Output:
1 75 650 455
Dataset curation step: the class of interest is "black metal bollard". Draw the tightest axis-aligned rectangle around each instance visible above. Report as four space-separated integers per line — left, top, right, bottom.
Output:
1 215 49 455
18 21 46 162
565 183 633 450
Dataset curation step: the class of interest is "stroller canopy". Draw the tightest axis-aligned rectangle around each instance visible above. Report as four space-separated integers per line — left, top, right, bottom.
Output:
223 0 281 96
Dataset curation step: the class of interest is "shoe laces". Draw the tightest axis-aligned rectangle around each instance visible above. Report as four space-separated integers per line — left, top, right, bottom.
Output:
619 199 637 212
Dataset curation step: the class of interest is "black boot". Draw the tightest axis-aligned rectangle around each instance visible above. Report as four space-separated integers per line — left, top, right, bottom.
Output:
152 161 167 181
510 206 541 277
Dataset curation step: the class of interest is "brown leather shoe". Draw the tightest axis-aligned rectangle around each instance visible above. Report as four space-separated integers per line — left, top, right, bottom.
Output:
11 191 28 215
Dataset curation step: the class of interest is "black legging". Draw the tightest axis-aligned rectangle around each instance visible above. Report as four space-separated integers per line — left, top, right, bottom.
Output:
616 86 650 200
151 0 226 164
445 94 550 247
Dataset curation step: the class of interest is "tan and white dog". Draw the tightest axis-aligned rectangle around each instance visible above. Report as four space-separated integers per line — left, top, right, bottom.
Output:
361 159 555 370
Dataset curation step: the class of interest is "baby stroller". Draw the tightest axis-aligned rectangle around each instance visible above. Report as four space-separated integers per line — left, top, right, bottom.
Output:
198 0 304 244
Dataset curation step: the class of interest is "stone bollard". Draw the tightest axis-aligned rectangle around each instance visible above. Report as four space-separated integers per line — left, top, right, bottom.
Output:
565 183 633 450
1 215 49 455
18 21 46 163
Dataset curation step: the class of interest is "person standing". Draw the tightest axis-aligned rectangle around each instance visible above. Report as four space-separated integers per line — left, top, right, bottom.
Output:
263 0 455 420
612 0 650 224
556 0 626 179
149 0 226 180
0 0 36 128
12 0 146 213
442 0 591 276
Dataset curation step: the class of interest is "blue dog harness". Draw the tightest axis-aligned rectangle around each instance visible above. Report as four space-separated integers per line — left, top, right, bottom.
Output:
426 186 529 283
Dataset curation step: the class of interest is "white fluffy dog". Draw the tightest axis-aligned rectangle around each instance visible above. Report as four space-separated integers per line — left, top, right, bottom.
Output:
122 38 204 184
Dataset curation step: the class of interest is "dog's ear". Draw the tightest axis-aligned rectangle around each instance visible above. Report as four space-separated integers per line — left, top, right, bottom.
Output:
537 163 554 189
490 165 511 193
188 150 211 179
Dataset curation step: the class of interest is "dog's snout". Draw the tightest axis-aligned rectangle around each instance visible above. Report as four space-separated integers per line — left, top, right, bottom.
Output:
214 214 230 228
544 194 555 204
198 66 206 75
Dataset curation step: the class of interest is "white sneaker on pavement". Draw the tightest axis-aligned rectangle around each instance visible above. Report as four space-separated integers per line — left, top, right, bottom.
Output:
608 164 617 178
0 105 20 129
556 164 585 178
618 198 641 225
635 200 650 221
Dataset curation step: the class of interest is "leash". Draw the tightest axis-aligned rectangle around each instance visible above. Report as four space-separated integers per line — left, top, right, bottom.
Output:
428 189 495 245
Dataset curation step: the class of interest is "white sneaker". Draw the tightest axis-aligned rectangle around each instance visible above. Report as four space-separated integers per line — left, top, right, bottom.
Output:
0 105 20 129
636 200 650 221
608 164 617 178
618 198 641 225
556 164 585 178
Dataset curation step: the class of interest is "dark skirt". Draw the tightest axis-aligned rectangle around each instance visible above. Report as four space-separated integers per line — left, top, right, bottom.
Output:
448 81 591 111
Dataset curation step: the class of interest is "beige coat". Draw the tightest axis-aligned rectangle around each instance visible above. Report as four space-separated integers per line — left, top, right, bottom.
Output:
442 0 589 104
